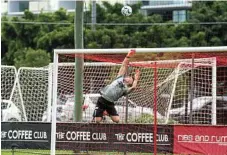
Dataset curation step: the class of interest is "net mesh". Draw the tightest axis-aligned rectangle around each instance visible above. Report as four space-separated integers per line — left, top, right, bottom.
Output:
1 66 50 122
2 51 226 125
55 52 218 124
1 66 16 101
1 66 26 121
18 67 50 121
54 51 227 154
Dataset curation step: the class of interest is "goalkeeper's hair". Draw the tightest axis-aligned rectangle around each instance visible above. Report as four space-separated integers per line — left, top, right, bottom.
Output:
125 75 134 87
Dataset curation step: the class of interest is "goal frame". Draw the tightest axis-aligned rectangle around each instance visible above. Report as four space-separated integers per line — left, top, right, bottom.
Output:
1 65 28 121
17 66 53 122
51 46 227 155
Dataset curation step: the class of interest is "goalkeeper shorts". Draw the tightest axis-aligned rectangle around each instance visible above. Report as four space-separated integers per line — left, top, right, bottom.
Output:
93 96 119 117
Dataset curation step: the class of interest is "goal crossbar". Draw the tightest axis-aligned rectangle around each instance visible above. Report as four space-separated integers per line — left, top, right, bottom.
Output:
54 46 227 54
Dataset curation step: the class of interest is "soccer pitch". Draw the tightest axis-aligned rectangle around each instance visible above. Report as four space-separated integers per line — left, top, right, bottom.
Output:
1 150 73 155
1 150 163 155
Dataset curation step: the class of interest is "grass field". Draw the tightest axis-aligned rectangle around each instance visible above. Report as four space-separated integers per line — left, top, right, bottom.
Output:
2 150 73 155
1 149 168 155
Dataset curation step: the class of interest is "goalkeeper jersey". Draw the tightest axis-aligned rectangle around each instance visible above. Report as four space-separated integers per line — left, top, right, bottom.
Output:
100 75 129 103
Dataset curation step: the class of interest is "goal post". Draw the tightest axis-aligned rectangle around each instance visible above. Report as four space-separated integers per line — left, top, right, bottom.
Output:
212 59 217 125
51 46 227 155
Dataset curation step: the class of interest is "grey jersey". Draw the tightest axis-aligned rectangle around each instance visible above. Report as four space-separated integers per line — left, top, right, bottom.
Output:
100 76 129 103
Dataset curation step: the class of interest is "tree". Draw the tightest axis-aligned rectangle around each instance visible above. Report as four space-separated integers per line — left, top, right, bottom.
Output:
1 8 74 65
1 1 227 66
14 48 51 68
191 32 207 46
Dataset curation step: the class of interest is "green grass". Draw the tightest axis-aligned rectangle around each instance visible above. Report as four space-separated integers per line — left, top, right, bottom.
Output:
1 149 73 155
1 150 171 155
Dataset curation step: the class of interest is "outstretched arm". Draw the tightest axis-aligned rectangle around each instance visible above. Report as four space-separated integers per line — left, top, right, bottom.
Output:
117 50 136 77
127 69 140 94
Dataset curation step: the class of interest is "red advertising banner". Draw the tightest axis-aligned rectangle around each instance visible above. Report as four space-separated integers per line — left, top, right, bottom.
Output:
174 125 227 154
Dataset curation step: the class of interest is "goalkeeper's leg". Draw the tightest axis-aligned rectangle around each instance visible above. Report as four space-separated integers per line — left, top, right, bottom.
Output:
106 105 120 123
92 97 105 123
92 107 104 123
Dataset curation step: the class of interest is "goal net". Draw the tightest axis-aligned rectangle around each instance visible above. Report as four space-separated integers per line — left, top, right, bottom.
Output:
1 65 27 122
17 67 51 121
1 66 51 122
52 57 216 124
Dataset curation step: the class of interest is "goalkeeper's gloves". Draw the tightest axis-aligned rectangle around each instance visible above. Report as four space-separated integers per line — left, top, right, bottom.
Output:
126 49 136 58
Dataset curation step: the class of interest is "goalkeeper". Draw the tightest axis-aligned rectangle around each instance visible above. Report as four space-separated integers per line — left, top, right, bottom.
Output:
93 50 140 123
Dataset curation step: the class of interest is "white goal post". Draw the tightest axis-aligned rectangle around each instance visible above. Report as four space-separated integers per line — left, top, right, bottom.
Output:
51 46 227 155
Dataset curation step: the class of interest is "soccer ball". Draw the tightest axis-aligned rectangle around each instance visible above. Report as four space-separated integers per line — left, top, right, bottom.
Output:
121 5 132 16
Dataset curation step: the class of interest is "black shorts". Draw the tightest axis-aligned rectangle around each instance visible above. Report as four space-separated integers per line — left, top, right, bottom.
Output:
93 97 119 117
